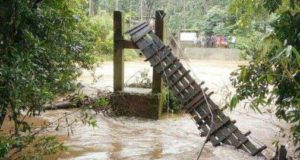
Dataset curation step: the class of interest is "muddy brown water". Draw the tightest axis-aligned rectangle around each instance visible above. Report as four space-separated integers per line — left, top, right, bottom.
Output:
41 110 267 160
73 60 289 159
3 60 291 159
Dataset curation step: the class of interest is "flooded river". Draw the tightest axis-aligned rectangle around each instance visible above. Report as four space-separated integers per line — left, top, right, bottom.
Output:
39 60 289 159
42 110 265 160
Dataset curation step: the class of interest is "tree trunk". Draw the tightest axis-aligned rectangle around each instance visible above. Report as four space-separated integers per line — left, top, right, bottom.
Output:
44 101 76 110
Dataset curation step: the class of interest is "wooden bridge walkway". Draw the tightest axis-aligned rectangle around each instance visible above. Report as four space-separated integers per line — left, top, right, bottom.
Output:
127 22 267 157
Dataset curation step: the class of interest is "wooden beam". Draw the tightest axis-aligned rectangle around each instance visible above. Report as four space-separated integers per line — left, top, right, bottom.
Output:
113 11 124 92
122 40 138 49
152 10 164 93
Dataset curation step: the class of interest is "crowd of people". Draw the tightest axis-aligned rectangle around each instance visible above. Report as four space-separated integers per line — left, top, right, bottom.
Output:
193 35 236 48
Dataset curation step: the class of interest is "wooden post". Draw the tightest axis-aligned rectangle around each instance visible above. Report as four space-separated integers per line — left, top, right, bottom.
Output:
113 11 124 92
152 10 164 93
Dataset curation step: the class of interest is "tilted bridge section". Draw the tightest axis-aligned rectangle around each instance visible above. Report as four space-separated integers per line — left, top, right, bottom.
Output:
127 22 267 157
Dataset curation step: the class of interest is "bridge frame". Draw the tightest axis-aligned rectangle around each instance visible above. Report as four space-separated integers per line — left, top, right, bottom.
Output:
113 10 165 93
112 10 166 119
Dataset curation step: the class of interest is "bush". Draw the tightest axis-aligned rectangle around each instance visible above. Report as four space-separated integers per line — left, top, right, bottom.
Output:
0 0 107 158
230 0 300 155
85 15 113 55
163 89 181 113
0 134 66 159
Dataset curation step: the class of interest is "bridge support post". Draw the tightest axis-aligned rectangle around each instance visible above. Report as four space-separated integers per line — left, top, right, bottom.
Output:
112 10 165 119
152 10 165 93
113 11 124 92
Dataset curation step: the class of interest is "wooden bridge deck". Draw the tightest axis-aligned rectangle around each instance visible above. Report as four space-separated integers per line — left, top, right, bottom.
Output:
127 22 267 157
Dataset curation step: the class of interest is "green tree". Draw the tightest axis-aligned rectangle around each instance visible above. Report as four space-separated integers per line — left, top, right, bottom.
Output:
0 0 103 158
230 0 300 154
200 5 231 36
0 0 96 133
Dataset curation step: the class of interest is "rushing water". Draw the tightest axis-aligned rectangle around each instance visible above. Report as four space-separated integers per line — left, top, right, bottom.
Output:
38 60 287 159
41 110 268 160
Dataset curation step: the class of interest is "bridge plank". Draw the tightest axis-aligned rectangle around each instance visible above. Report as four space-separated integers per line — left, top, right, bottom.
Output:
202 100 260 154
127 22 148 35
193 110 220 145
130 24 266 157
167 63 183 78
170 70 191 88
131 26 152 42
154 53 193 98
184 90 207 110
154 55 199 99
148 35 262 155
204 99 262 155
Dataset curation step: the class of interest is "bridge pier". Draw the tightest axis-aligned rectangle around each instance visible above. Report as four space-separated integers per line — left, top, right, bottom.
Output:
112 10 165 119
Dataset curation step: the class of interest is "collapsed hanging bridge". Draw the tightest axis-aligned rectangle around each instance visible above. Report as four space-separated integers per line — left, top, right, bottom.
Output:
126 22 267 157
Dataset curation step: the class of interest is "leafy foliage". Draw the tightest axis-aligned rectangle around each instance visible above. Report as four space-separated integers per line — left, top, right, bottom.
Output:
0 0 110 158
228 0 272 56
96 0 231 33
234 31 265 58
0 134 66 159
163 89 180 113
0 134 12 158
84 15 113 55
230 0 300 153
0 0 100 132
200 6 231 36
95 97 110 108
